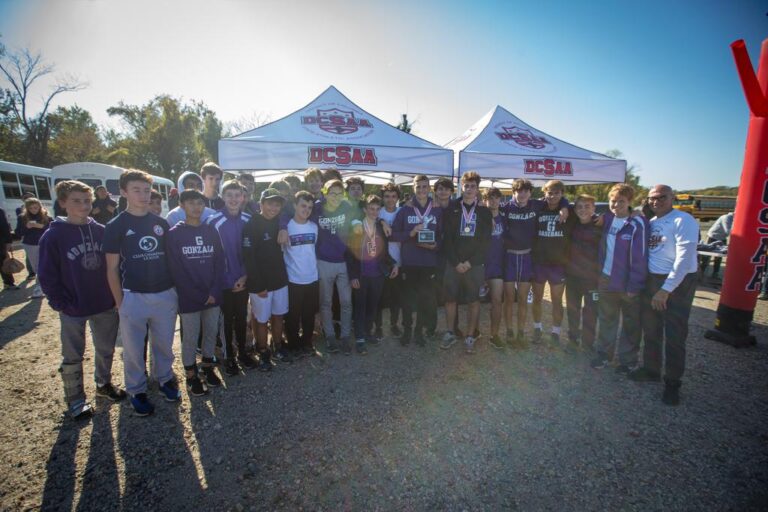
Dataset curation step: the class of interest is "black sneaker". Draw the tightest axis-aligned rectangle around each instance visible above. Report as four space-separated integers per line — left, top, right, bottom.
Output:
201 366 222 387
505 332 516 348
301 345 320 358
275 347 294 363
564 341 580 354
374 328 383 340
367 334 382 345
390 325 402 337
257 351 273 371
400 329 412 346
414 331 426 347
532 327 543 344
238 353 258 370
356 340 368 355
489 335 505 350
662 385 680 406
628 367 661 382
95 383 127 401
225 359 242 376
326 337 340 354
549 333 560 349
341 337 352 355
186 376 207 396
590 354 610 369
615 364 632 375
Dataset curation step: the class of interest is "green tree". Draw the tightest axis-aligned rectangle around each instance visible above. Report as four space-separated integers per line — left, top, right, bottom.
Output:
0 42 86 166
47 105 105 165
564 149 647 205
396 113 414 133
105 95 223 178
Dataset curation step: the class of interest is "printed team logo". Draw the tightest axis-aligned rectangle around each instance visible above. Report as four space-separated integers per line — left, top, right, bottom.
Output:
302 108 373 135
153 225 164 236
81 253 102 271
648 227 664 252
524 159 574 177
139 236 159 252
495 125 554 152
308 146 378 166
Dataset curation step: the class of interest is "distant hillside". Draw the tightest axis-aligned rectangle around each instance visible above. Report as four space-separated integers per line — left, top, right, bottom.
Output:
678 186 738 196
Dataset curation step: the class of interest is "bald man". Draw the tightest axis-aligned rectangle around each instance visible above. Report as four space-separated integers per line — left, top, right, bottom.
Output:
629 185 699 406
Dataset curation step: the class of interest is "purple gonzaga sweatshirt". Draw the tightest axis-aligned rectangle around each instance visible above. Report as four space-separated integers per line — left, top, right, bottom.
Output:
37 218 115 317
391 198 443 267
206 209 251 289
166 222 226 314
500 197 568 251
597 211 649 294
310 200 357 264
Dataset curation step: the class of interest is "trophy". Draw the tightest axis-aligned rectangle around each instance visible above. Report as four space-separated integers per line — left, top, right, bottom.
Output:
418 216 435 243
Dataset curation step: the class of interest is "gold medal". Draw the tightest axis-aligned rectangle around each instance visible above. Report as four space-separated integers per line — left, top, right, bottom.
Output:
464 226 471 233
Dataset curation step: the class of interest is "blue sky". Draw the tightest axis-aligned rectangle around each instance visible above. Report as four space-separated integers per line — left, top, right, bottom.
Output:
0 0 766 189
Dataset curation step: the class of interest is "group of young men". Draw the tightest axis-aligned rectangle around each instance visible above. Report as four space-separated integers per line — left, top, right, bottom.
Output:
27 161 699 420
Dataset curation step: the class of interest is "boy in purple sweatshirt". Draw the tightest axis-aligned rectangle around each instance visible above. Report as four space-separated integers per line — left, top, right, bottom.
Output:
206 180 253 375
391 174 443 346
347 195 399 354
38 180 126 420
591 184 648 372
500 179 568 348
167 190 226 396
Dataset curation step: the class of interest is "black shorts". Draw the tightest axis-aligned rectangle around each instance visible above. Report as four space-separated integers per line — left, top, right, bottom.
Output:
444 264 485 303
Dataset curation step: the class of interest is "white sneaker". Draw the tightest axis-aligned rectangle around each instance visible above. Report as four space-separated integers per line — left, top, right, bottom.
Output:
440 331 457 350
465 336 476 354
31 285 44 299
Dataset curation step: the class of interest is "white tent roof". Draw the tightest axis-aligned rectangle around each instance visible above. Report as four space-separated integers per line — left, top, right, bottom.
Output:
445 106 626 186
219 86 453 184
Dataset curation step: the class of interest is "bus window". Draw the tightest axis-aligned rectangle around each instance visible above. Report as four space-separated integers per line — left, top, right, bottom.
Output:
34 176 52 200
106 179 120 196
19 174 36 197
160 185 168 200
1 172 21 199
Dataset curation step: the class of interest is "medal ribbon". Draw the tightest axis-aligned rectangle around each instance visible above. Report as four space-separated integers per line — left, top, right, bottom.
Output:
364 218 377 255
414 200 433 228
461 200 476 232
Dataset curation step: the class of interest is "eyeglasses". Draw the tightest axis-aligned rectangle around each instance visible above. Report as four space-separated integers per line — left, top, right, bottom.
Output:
648 195 669 202
327 192 343 198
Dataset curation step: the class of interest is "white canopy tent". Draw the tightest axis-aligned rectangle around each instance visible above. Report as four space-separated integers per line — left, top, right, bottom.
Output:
219 86 453 184
445 106 626 187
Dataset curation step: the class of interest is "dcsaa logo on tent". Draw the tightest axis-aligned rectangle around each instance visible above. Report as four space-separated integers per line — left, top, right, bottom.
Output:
495 125 555 152
302 108 373 135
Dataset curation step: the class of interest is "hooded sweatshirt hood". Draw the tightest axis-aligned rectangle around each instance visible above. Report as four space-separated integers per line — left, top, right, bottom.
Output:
176 171 203 193
166 171 215 227
37 217 115 317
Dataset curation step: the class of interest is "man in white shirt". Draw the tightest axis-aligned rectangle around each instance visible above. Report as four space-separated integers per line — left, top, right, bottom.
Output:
373 183 403 339
629 185 699 406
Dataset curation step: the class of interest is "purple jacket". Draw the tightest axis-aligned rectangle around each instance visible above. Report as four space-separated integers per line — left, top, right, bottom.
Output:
206 209 251 289
37 218 115 317
598 212 649 293
391 199 443 267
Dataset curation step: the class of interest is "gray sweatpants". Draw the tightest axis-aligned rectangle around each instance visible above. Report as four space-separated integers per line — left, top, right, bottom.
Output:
119 288 178 395
60 309 119 403
22 243 40 274
318 260 352 339
180 306 220 367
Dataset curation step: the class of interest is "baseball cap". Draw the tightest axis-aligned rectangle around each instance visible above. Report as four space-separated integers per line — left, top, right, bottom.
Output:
260 188 286 202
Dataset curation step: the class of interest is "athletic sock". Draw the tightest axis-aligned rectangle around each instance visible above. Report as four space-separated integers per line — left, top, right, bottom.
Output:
551 326 561 335
534 322 543 330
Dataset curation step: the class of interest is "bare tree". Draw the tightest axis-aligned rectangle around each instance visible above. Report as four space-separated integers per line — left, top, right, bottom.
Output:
0 43 86 165
224 111 273 137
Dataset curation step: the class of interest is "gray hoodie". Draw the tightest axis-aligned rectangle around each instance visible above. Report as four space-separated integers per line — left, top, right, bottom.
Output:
165 171 215 227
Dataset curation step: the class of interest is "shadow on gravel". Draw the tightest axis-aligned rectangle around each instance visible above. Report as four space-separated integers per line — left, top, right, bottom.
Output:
0 296 42 349
40 415 90 511
76 404 120 512
116 391 203 510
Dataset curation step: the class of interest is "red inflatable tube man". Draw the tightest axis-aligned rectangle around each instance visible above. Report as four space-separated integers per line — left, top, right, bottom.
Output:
705 38 768 347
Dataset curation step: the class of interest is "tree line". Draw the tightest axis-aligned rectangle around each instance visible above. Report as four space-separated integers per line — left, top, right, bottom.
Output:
2 40 653 202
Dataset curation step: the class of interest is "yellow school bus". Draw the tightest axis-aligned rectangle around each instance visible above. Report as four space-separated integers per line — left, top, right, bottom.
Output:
673 194 735 221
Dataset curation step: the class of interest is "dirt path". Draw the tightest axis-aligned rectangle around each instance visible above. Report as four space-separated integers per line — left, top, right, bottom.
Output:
1 265 767 511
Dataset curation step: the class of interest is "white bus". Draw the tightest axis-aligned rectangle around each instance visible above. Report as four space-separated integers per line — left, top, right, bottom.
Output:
52 162 175 216
0 160 54 226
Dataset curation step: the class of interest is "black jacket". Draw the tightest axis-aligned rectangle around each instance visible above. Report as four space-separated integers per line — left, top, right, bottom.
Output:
242 214 289 293
443 198 492 267
345 219 395 280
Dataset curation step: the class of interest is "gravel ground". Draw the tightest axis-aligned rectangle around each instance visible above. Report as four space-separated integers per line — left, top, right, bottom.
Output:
1 263 767 511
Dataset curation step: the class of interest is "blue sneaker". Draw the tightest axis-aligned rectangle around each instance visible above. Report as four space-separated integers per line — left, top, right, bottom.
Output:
159 378 181 402
130 393 155 416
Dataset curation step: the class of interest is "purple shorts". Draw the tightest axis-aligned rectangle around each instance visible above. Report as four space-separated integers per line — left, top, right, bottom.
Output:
533 263 566 285
504 252 533 283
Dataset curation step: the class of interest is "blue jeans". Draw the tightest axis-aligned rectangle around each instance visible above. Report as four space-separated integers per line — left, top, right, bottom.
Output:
353 275 385 340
